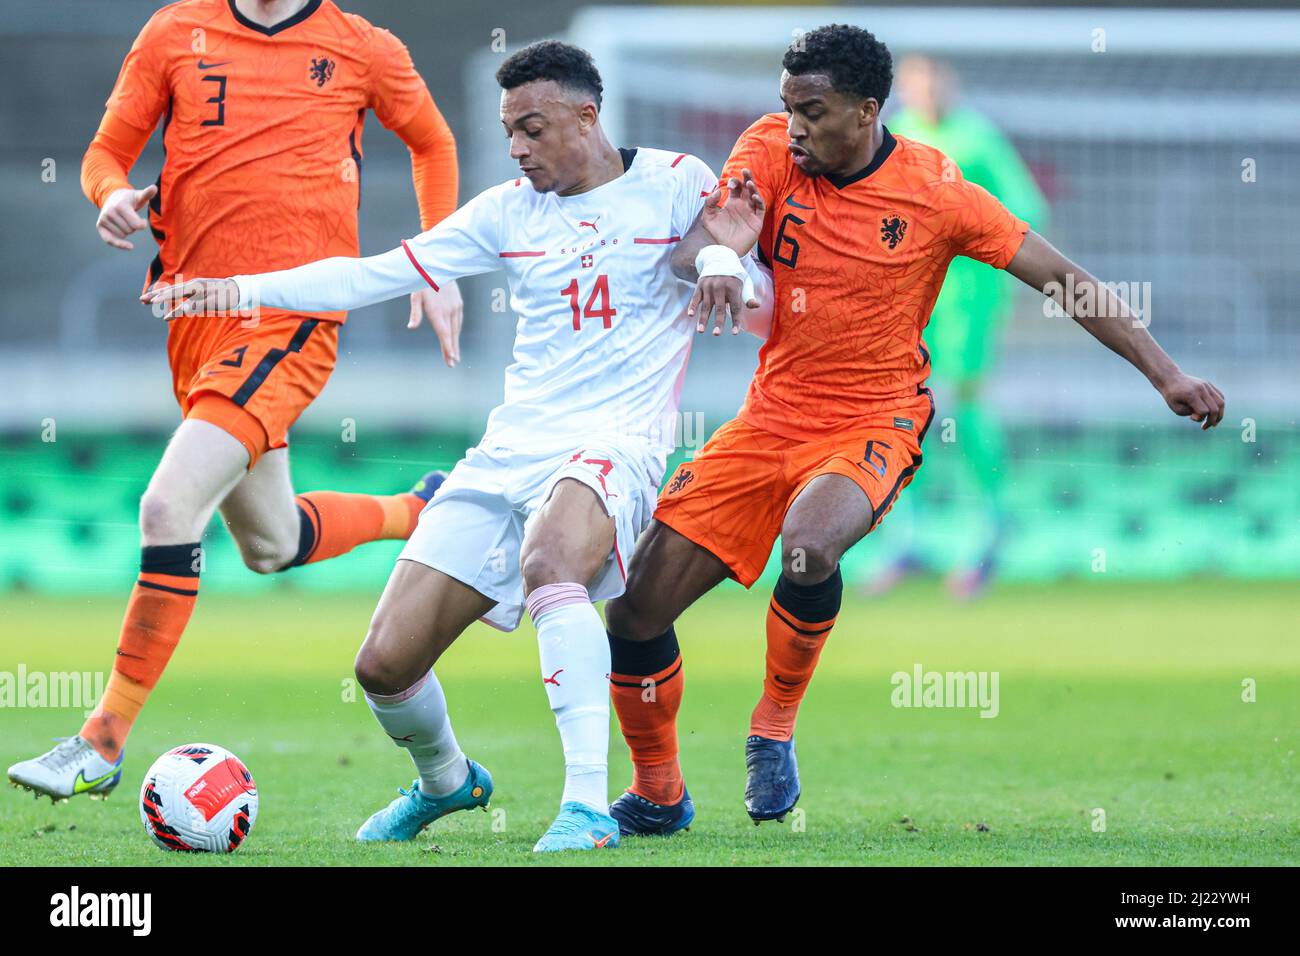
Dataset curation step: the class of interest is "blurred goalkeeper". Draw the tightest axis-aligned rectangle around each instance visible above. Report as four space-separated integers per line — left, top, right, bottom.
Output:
876 54 1051 599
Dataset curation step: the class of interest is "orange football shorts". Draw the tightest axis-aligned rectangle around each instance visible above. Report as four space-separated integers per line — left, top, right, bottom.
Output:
167 311 340 468
655 407 931 587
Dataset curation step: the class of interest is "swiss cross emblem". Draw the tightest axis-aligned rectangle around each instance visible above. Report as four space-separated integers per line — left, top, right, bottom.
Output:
581 254 594 268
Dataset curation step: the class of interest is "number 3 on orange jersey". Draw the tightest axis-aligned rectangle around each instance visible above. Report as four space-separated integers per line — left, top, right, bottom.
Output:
200 74 227 127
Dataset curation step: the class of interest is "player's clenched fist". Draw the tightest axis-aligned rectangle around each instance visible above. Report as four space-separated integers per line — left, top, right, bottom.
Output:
141 278 242 320
1156 371 1226 430
95 185 157 251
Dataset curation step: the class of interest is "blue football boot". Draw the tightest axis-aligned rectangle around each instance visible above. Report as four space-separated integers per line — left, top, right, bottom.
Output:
409 469 447 503
744 735 800 823
532 801 621 852
609 787 695 836
355 759 492 841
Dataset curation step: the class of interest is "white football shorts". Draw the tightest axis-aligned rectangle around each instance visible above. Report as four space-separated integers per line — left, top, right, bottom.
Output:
397 437 665 631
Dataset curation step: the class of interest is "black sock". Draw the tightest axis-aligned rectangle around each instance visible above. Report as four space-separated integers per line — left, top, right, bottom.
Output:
286 503 318 568
773 567 843 622
608 627 679 677
138 542 202 591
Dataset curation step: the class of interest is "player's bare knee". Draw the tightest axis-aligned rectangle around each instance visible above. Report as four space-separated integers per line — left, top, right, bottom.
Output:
353 650 394 696
138 488 194 542
781 535 840 586
355 604 445 693
354 639 417 696
604 595 634 639
239 545 291 575
233 532 298 575
247 556 287 575
605 591 663 642
520 542 571 594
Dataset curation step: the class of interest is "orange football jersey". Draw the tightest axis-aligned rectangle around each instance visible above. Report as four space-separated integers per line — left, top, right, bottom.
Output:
722 113 1029 439
106 0 432 319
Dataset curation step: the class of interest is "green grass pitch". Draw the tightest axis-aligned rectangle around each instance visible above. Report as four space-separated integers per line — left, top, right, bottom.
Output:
1 579 1296 866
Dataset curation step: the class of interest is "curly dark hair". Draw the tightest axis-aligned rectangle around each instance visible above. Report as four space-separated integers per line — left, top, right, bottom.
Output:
495 40 603 110
783 24 892 106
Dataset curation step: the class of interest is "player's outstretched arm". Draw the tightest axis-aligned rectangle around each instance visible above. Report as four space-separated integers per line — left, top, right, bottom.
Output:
141 245 426 320
1005 231 1226 429
144 188 503 333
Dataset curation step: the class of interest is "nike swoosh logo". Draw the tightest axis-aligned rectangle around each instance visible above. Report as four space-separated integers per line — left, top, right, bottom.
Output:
197 60 232 70
785 197 814 209
591 831 614 848
773 674 802 686
73 767 119 793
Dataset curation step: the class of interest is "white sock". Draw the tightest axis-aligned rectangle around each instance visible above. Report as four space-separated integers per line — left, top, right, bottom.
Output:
364 670 469 797
527 583 610 814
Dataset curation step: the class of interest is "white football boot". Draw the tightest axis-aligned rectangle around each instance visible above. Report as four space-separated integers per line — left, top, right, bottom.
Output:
8 735 123 802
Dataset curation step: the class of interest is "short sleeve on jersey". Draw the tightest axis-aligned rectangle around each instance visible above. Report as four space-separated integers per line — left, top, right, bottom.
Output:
947 176 1030 269
368 27 428 131
669 154 719 238
105 10 172 131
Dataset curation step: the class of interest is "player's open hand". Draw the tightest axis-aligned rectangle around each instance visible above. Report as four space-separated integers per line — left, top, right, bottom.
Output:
701 169 765 255
408 280 463 368
689 275 757 337
141 278 241 321
96 185 157 251
1158 371 1225 429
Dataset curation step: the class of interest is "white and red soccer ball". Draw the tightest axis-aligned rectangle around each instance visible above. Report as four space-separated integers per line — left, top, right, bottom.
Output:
139 744 258 853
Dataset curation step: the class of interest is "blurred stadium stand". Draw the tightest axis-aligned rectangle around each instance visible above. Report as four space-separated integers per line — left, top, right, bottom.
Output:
1 2 1297 592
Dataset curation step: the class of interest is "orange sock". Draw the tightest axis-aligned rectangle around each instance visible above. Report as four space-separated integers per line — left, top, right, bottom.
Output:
81 543 201 760
608 628 685 805
291 491 423 566
749 570 843 742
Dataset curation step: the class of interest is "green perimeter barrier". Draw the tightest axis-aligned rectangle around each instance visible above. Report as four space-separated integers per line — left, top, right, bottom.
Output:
1 422 1295 594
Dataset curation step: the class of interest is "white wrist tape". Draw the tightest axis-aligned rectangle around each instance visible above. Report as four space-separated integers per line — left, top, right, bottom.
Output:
230 276 256 312
695 244 756 304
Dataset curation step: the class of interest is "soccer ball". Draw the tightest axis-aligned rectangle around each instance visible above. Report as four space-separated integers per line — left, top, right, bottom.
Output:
139 743 258 853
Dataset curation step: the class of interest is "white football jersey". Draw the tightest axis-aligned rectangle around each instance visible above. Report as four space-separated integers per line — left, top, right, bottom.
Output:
236 147 718 460
404 147 716 457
